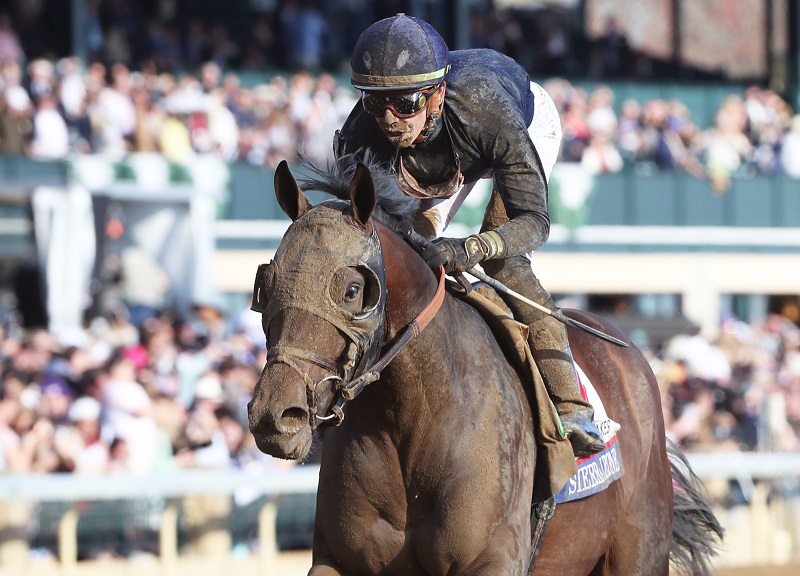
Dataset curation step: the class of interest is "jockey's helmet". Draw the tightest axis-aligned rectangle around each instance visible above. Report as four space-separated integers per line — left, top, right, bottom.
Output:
351 14 450 93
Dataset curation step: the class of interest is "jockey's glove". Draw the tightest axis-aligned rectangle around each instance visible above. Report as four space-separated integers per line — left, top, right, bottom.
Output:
422 231 505 274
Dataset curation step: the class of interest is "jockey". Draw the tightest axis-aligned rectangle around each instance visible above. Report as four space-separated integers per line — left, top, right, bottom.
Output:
334 14 605 457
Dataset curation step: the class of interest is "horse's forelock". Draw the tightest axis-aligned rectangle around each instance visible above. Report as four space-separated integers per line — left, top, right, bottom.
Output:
295 153 421 237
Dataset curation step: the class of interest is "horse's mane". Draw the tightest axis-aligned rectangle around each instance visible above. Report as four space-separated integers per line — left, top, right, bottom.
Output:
295 152 423 239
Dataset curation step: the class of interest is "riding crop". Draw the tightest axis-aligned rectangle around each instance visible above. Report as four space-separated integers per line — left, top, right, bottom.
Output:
464 267 628 347
402 229 629 347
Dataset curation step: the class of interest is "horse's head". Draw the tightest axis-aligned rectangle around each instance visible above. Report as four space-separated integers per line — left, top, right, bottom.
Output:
247 160 389 460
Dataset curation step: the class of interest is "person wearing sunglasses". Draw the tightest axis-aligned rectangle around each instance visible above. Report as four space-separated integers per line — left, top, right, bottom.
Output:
334 14 605 458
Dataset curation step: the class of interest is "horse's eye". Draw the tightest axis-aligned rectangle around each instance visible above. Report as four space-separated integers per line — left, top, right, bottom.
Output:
345 282 361 302
330 268 369 314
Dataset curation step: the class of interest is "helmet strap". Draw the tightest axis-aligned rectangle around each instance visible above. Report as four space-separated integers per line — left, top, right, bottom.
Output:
418 83 446 141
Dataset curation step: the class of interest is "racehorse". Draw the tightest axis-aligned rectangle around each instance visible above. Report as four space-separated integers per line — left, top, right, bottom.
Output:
247 159 722 576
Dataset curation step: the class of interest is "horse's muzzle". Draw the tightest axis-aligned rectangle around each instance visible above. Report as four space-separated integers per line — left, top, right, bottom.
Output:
248 399 308 433
248 395 314 459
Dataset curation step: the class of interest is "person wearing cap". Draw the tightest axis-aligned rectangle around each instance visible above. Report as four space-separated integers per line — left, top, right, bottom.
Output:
336 14 605 456
39 374 75 425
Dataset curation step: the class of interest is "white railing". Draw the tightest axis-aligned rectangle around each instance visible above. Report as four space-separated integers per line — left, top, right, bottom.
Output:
687 451 800 480
0 465 321 502
0 465 320 576
1 452 799 574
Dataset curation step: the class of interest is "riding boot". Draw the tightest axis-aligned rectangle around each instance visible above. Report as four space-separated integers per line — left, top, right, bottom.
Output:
481 252 605 457
526 315 606 457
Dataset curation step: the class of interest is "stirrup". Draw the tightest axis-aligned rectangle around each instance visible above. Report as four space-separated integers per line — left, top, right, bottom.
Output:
560 413 606 457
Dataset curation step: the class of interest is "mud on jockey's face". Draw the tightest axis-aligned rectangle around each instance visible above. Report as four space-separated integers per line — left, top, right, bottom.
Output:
362 84 443 148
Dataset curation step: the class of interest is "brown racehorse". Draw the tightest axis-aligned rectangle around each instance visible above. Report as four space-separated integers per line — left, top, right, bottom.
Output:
247 160 722 576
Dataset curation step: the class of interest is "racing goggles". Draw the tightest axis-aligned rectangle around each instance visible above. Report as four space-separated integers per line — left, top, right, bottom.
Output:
361 85 439 119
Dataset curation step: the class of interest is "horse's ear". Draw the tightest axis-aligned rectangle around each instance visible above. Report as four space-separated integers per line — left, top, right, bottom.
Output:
347 162 376 234
274 160 312 221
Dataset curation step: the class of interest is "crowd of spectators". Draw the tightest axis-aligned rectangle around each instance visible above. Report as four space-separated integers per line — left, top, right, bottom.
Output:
0 4 798 480
0 298 303 557
544 79 796 191
1 302 797 558
0 2 793 192
11 295 795 555
0 299 295 478
0 0 796 463
0 292 797 562
655 313 800 456
0 54 358 169
0 49 795 193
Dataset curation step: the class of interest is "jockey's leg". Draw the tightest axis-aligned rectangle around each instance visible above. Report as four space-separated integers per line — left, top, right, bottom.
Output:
481 193 604 457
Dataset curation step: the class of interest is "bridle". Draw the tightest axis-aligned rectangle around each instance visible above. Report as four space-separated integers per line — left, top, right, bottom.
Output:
251 232 446 430
254 264 446 429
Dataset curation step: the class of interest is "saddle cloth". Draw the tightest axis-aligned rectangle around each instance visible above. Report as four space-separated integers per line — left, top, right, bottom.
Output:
555 362 624 504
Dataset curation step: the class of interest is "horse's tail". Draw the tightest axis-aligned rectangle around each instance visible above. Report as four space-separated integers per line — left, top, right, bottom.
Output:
667 439 724 576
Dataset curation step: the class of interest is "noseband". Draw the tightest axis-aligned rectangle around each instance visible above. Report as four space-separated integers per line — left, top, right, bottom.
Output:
263 342 357 429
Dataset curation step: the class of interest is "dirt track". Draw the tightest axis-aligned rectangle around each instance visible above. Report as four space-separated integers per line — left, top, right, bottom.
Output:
717 567 800 576
5 553 798 576
280 555 799 576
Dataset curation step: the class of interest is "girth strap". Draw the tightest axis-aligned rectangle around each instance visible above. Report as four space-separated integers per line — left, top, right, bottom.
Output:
526 496 556 575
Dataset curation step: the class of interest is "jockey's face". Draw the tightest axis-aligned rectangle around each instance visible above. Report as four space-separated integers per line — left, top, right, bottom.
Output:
364 85 445 149
374 103 427 148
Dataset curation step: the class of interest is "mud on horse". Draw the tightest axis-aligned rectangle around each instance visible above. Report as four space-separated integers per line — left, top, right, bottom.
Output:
247 160 722 576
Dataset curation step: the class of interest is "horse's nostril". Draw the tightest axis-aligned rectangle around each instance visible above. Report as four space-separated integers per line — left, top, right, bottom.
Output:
279 407 308 433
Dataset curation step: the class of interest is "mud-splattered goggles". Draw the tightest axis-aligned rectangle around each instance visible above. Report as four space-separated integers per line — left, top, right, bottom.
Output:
361 85 439 118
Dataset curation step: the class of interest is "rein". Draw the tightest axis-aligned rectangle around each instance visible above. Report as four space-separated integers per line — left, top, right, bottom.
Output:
320 264 446 426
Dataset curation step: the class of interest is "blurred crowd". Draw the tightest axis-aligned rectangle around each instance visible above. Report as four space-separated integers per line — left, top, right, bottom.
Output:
0 3 794 192
0 299 295 477
0 2 798 479
546 80 797 192
654 314 800 456
0 56 358 169
0 53 797 193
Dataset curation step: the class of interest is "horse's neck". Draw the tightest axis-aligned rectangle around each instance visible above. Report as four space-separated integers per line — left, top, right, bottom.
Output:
377 223 443 339
373 224 461 419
